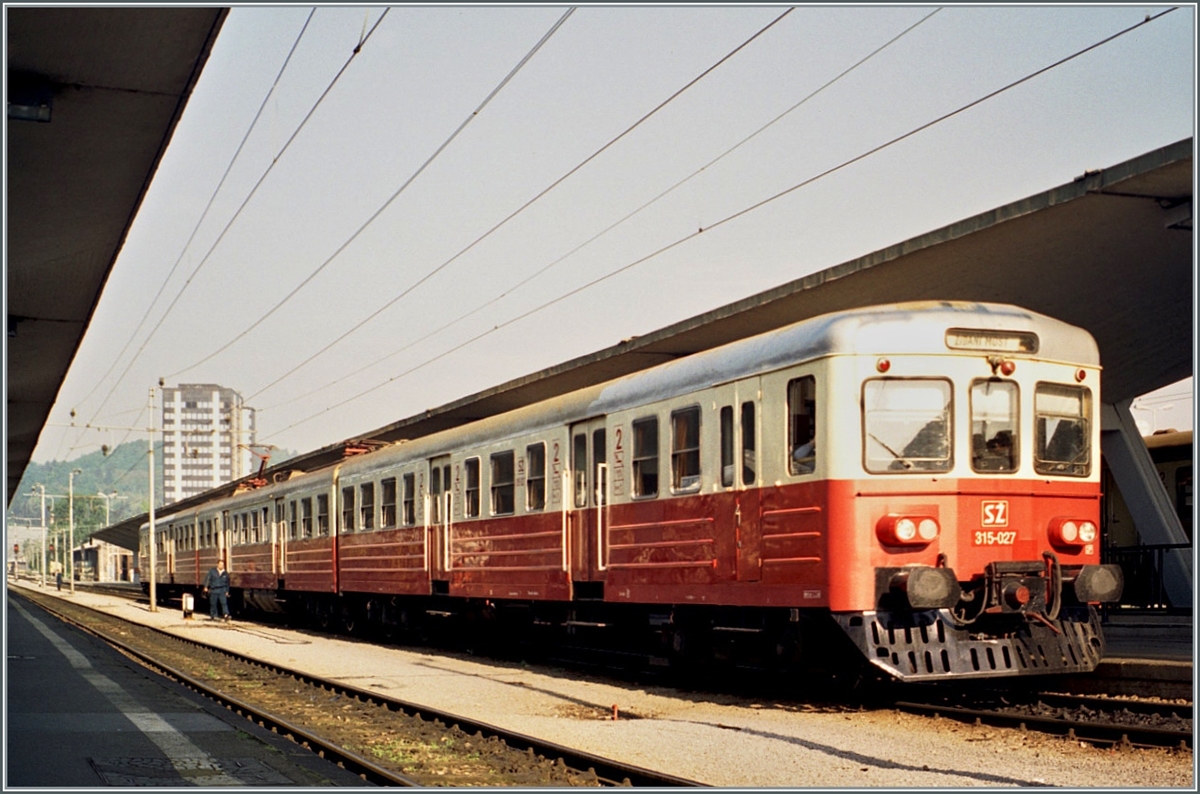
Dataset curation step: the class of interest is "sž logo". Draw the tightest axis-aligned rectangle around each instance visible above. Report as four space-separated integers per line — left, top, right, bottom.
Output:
981 500 1009 527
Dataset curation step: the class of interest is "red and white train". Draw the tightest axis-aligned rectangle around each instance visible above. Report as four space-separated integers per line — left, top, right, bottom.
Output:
141 301 1123 682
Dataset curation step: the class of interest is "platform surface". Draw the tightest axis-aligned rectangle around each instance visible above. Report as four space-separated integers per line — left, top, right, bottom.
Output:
4 588 370 788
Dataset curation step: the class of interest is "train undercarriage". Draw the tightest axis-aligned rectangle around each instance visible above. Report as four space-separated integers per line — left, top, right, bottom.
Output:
146 541 1122 684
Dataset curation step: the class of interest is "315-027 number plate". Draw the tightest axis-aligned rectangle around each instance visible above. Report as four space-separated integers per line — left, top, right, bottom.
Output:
974 530 1017 546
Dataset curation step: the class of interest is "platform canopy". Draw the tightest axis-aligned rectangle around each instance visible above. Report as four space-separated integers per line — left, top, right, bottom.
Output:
6 7 228 503
87 138 1192 552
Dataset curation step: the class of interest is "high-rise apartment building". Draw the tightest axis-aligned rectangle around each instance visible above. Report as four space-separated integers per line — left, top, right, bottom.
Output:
161 384 255 504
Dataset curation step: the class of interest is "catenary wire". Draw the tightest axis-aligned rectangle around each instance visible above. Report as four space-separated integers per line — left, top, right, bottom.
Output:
211 7 795 399
256 8 940 412
82 7 391 424
169 6 579 381
54 7 384 467
262 7 1177 441
74 9 318 429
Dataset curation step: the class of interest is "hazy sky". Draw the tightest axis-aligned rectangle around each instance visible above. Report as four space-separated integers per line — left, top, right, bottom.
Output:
33 4 1195 463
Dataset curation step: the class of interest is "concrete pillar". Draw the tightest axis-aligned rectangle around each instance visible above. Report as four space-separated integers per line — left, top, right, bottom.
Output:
1100 399 1193 607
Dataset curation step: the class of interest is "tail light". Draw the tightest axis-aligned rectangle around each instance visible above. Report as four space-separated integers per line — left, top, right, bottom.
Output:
1049 517 1097 549
877 514 940 546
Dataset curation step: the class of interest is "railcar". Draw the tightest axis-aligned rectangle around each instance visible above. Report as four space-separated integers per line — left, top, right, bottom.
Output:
142 301 1123 682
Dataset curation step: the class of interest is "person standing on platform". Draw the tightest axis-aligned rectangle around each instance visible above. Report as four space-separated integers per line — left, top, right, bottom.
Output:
202 559 231 622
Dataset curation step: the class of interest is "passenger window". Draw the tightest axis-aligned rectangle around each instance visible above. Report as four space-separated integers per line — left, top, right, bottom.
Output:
301 497 313 538
742 401 757 485
360 483 375 530
464 458 481 518
971 380 1018 473
1035 383 1091 476
633 416 659 498
788 376 817 475
341 486 355 532
380 478 397 528
863 378 953 473
288 502 297 539
720 406 734 488
317 494 329 536
526 443 546 511
491 451 515 515
402 473 416 526
671 406 701 492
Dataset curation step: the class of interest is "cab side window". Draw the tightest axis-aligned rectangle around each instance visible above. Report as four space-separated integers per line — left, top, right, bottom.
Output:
788 376 816 474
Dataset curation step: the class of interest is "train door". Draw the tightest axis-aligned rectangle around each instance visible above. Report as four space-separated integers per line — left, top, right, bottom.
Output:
220 510 231 566
715 379 762 582
165 524 176 583
569 418 608 581
274 498 286 575
427 455 452 581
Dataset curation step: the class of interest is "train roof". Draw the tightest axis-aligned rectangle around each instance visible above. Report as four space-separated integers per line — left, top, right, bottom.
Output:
587 301 1097 415
308 301 1100 481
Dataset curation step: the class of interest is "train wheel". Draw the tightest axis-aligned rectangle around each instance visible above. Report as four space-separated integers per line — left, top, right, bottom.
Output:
771 624 804 672
340 603 359 635
379 599 401 642
311 597 332 631
664 624 709 683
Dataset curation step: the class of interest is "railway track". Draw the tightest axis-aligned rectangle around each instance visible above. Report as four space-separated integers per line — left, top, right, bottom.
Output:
12 587 702 787
49 582 1195 754
890 689 1193 750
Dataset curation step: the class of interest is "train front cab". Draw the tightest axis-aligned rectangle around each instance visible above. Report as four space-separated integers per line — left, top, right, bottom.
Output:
824 331 1123 682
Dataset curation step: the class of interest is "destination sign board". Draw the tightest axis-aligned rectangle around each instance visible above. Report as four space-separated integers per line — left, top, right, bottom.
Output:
945 328 1038 354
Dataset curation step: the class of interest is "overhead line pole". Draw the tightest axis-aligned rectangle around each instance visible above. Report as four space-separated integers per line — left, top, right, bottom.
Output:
148 386 158 612
37 485 46 587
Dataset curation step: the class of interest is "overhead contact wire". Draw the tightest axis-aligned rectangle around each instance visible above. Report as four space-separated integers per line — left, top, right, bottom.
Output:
245 7 793 401
176 7 578 382
113 6 389 385
76 9 319 430
265 7 1175 439
259 8 939 412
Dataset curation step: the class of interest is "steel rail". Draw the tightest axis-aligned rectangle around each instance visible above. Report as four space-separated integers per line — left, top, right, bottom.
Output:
892 699 1192 750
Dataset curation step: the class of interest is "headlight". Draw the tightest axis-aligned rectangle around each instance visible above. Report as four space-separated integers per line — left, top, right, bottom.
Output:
1050 517 1095 549
877 515 939 546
